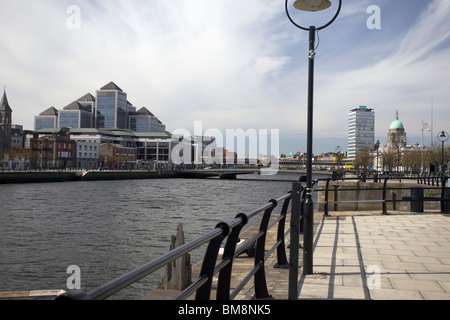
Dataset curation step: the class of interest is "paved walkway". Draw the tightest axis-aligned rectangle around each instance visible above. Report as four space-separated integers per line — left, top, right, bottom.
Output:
146 212 450 300
296 213 450 300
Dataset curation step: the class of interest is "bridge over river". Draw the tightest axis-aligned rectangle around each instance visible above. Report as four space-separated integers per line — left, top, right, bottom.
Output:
174 168 333 180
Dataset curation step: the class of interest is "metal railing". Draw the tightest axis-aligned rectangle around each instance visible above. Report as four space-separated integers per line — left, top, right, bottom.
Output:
318 176 450 216
56 192 295 300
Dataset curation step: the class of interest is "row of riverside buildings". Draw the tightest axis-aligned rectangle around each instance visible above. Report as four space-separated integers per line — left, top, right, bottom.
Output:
1 81 223 170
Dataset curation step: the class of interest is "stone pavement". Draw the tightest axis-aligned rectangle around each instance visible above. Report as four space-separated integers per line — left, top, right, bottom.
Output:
146 212 450 300
296 213 450 300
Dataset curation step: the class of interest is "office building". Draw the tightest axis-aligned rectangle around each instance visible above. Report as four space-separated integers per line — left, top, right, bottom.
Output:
34 107 59 130
59 101 93 129
95 82 130 129
34 81 166 133
129 107 166 133
348 106 375 161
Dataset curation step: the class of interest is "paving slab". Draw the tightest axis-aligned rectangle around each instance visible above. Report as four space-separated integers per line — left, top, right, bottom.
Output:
296 213 450 300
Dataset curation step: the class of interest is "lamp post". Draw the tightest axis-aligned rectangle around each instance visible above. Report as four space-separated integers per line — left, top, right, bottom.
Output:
374 140 380 182
285 0 342 275
437 131 449 187
421 121 430 174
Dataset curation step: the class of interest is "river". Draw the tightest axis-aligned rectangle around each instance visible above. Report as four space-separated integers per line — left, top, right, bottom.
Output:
0 173 326 300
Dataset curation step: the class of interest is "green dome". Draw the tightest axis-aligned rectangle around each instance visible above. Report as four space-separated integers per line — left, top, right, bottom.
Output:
390 119 404 129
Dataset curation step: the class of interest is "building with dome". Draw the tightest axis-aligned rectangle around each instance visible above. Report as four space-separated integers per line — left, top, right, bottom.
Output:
387 111 407 149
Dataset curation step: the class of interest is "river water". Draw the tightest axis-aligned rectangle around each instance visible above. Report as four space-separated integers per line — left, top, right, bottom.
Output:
0 173 325 300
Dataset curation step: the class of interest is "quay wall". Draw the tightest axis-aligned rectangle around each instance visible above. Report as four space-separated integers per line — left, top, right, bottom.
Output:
0 170 175 184
0 171 80 184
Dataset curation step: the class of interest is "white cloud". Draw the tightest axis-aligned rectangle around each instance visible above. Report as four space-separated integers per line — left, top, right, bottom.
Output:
305 0 450 145
0 0 449 154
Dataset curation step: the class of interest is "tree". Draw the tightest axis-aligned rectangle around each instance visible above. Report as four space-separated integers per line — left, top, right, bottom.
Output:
382 149 396 173
354 146 373 173
401 149 422 174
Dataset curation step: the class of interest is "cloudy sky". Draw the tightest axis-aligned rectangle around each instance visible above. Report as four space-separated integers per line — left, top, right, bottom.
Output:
0 0 449 155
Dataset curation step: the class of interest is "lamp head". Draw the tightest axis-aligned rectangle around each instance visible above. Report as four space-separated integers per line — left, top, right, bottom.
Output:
293 0 332 12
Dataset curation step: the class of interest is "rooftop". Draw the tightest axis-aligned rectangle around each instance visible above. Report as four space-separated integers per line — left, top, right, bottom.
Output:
34 127 171 139
0 89 12 112
100 81 123 92
350 106 374 112
390 110 404 129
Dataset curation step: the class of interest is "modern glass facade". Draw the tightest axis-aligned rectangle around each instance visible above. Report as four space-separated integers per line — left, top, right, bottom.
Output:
59 112 79 128
117 92 127 129
130 117 150 132
35 117 57 130
33 83 166 134
348 106 375 161
96 92 116 128
96 91 128 129
59 111 92 128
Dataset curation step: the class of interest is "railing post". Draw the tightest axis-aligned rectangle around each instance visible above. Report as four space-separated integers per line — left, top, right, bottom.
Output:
216 214 248 300
333 184 339 212
195 222 230 300
324 178 330 216
441 180 449 213
382 178 388 215
274 194 292 269
253 199 277 300
289 182 302 300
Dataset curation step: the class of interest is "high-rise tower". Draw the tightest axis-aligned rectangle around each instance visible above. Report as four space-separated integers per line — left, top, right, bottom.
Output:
348 106 375 161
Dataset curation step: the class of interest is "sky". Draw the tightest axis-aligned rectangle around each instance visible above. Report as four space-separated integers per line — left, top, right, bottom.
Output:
0 0 449 155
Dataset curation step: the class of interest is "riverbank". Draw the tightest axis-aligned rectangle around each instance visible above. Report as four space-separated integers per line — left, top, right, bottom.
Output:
0 169 332 184
0 170 175 184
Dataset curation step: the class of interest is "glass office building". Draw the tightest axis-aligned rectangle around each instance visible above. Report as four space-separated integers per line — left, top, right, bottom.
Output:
348 106 375 161
33 82 167 134
129 107 162 132
34 107 58 130
95 82 128 129
58 101 92 128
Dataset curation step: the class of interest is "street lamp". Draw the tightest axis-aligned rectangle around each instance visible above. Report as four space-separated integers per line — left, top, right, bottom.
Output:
285 0 342 276
437 131 449 187
294 0 331 12
421 121 431 174
374 140 380 182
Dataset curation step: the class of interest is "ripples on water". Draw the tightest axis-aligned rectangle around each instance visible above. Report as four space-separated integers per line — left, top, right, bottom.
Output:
0 173 321 299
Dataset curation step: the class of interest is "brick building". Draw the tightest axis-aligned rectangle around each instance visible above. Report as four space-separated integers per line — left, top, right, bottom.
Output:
30 132 76 169
99 140 137 168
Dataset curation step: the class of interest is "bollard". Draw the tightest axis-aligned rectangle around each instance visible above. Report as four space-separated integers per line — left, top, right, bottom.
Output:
410 187 424 213
443 188 450 214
